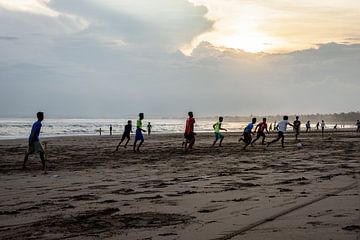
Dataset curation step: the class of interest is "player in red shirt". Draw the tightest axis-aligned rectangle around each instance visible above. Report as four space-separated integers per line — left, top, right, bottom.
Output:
251 118 269 145
183 112 196 150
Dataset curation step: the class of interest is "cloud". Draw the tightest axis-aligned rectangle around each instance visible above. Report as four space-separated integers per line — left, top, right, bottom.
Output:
1 40 359 117
47 0 213 53
0 35 18 41
0 0 359 117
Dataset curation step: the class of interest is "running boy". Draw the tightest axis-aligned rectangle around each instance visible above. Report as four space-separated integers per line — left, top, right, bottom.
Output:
134 113 146 152
184 112 196 150
114 120 132 152
212 116 227 147
251 118 269 145
267 116 294 148
305 121 311 132
23 112 46 171
239 117 256 150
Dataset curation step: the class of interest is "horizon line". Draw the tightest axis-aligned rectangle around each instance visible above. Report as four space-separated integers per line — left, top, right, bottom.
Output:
0 111 359 119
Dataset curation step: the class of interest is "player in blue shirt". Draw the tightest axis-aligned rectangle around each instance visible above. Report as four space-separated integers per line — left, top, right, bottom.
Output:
23 112 46 171
239 117 256 150
114 120 132 153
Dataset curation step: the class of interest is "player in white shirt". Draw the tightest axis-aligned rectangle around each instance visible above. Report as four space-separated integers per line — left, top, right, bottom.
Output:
321 120 325 137
266 116 294 148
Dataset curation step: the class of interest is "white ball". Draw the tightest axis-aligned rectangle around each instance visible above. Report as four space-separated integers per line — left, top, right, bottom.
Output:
296 143 303 149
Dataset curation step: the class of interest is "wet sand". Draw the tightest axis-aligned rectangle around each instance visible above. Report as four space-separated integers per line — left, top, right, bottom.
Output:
0 130 359 239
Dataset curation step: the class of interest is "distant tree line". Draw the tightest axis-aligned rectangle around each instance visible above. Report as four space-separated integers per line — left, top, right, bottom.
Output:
207 111 360 123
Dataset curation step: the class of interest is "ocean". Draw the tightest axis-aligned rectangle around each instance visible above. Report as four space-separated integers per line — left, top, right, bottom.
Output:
0 118 247 140
0 118 353 140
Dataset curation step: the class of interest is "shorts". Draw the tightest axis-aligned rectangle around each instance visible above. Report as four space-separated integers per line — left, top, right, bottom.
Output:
27 141 44 154
243 132 252 144
278 131 284 138
121 133 130 141
214 132 224 140
135 129 144 141
184 132 195 142
257 132 265 138
295 128 300 134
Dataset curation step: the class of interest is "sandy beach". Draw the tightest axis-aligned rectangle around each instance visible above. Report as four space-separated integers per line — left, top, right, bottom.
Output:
0 130 359 239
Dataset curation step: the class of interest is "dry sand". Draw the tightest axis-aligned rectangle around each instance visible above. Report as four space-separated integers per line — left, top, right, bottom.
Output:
0 130 359 239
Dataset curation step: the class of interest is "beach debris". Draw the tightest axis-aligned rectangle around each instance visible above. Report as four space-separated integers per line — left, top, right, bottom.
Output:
278 188 293 192
342 225 360 231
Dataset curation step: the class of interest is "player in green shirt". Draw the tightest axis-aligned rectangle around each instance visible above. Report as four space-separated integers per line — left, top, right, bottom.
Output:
211 116 227 147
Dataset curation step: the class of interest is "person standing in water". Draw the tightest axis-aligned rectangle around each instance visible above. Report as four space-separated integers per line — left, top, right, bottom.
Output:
147 122 152 135
110 124 113 136
211 116 227 147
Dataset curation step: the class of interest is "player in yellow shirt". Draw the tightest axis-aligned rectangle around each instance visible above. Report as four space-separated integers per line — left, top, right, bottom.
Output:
133 113 146 152
211 116 227 147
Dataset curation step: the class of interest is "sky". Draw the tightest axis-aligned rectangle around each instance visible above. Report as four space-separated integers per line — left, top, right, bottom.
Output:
0 0 359 118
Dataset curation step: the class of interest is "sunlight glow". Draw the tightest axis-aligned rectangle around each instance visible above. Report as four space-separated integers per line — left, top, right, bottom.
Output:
187 0 360 55
0 0 58 16
182 16 285 55
210 32 282 53
184 0 284 54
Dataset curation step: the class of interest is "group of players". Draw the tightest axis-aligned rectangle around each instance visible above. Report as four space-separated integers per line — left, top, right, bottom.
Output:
183 112 339 151
113 112 356 151
23 112 360 171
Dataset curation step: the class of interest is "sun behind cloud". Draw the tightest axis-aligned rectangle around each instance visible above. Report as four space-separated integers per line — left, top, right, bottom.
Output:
186 0 360 55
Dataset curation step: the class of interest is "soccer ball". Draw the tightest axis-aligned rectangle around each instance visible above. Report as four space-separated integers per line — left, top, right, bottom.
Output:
296 143 303 149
